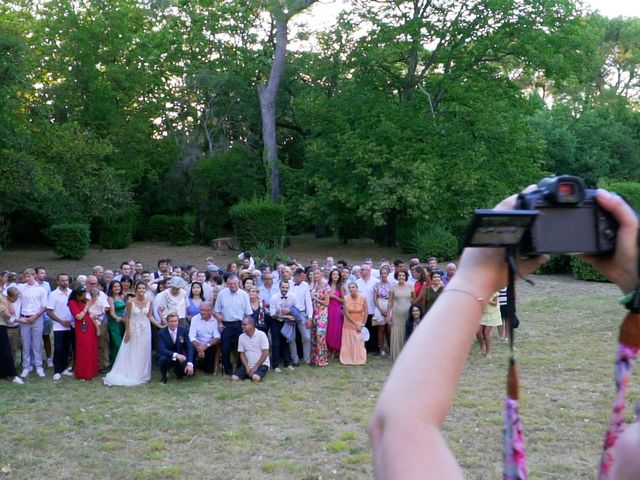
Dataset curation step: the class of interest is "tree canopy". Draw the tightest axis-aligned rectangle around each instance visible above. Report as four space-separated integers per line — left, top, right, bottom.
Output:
2 0 640 249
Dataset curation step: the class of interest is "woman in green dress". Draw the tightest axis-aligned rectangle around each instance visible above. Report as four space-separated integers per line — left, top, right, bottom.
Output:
107 280 126 363
388 270 415 362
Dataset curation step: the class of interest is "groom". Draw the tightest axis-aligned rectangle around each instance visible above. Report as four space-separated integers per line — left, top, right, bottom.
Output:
157 313 194 384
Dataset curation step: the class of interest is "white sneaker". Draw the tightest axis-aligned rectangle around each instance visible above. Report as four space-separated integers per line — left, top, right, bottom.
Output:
47 358 54 368
62 368 73 376
274 367 282 373
53 373 62 381
20 368 29 378
287 365 296 371
12 376 24 385
36 367 45 378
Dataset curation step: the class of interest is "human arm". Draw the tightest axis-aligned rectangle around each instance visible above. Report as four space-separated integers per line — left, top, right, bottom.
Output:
249 349 270 376
70 299 92 323
123 300 133 343
387 290 395 326
147 303 163 329
108 297 123 322
46 307 71 328
368 186 640 479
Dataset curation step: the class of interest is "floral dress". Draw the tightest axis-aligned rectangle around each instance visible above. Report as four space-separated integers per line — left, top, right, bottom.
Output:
311 281 331 366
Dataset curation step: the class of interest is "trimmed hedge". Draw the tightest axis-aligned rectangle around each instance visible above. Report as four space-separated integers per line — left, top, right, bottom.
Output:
571 256 608 282
148 214 195 245
100 219 133 249
535 255 572 275
49 223 90 259
397 218 458 261
229 199 285 250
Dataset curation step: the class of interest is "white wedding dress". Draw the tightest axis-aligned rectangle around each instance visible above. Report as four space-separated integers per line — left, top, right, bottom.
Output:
104 301 152 386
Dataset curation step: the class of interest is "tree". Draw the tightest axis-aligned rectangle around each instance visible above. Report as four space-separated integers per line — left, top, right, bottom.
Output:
257 0 318 203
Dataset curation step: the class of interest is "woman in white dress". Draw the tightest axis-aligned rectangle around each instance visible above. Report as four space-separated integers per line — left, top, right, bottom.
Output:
104 282 162 386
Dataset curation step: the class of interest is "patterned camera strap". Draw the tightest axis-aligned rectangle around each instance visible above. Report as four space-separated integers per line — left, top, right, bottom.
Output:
503 253 527 480
598 310 640 479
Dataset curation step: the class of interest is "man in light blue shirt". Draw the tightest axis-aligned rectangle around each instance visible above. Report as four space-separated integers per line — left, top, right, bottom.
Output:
213 275 252 375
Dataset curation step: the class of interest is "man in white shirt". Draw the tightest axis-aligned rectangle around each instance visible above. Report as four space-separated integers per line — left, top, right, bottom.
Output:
46 273 74 380
188 303 221 374
356 264 379 353
35 267 54 368
17 269 48 378
290 268 313 365
231 317 270 382
259 272 281 370
213 275 252 376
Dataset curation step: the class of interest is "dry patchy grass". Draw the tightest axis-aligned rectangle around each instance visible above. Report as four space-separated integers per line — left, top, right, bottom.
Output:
0 274 635 479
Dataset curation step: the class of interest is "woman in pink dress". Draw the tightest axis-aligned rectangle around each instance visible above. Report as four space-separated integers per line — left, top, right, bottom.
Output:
326 269 344 358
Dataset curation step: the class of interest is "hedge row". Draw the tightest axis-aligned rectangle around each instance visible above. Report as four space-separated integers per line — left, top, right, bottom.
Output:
49 223 90 259
229 199 285 250
148 215 195 246
397 218 459 261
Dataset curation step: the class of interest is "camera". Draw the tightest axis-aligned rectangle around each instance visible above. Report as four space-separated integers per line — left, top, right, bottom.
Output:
463 175 620 255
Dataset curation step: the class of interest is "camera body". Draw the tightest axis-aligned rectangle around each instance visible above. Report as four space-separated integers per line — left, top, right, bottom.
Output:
515 175 618 255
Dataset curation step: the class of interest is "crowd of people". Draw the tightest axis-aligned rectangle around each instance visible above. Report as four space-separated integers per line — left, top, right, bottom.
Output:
0 253 482 385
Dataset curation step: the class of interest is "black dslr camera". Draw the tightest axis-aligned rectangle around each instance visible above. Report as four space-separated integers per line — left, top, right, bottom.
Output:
464 175 619 255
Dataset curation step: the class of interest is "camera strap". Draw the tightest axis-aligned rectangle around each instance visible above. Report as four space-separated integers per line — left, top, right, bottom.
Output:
598 235 640 479
503 247 527 479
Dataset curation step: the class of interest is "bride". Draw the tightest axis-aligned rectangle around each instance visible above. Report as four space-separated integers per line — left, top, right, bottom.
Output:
104 282 162 386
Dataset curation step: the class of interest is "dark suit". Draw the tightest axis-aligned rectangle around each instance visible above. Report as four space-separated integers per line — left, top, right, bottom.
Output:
157 326 194 382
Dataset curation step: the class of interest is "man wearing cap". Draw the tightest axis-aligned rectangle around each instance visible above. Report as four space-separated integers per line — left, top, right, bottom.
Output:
213 275 252 376
153 276 188 326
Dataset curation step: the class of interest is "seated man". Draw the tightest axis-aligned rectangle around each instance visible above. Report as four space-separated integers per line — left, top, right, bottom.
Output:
157 313 194 384
231 317 270 383
188 302 220 374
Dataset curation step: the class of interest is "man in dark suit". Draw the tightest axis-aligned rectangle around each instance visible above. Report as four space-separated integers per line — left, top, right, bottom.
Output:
157 313 194 384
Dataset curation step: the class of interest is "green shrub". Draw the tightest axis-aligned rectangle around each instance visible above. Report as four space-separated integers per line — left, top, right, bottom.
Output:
397 217 459 261
100 220 133 249
229 199 285 250
148 214 195 245
48 223 90 259
148 215 172 241
169 215 195 246
411 225 459 262
252 242 290 267
535 255 572 274
571 256 608 282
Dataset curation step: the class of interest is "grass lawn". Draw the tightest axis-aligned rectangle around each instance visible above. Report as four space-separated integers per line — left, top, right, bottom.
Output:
0 274 636 479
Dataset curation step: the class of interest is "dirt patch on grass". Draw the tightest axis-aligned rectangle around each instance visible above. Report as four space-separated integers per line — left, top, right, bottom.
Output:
0 234 404 276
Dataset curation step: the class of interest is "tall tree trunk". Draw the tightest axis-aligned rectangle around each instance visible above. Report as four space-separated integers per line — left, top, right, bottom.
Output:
257 0 318 203
257 14 287 204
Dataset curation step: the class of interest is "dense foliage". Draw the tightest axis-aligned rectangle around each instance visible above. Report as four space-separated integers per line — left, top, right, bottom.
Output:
48 223 90 259
229 199 286 250
2 1 640 254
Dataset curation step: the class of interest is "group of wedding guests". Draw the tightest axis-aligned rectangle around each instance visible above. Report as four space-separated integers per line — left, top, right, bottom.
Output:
0 254 459 386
